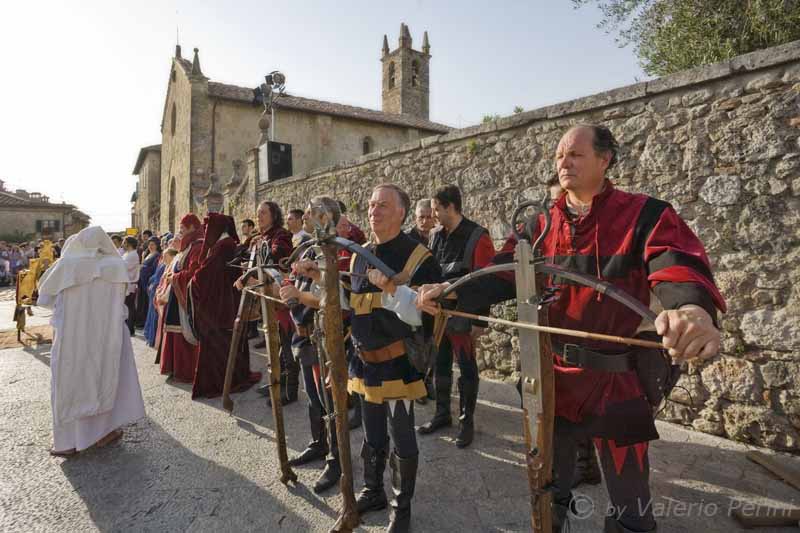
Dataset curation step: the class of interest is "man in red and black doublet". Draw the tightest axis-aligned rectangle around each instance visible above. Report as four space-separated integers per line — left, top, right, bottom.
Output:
418 185 495 448
247 220 299 404
161 213 203 383
426 127 724 533
189 213 261 399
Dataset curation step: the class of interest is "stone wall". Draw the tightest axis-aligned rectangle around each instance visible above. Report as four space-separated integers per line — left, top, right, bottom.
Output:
159 61 194 233
255 40 800 452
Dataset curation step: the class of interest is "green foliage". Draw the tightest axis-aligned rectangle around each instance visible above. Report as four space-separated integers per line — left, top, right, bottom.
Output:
466 139 478 154
482 114 502 123
513 106 525 114
0 230 35 244
573 0 800 76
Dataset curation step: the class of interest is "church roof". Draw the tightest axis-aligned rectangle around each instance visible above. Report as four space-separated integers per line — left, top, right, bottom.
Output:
207 81 452 133
132 144 162 175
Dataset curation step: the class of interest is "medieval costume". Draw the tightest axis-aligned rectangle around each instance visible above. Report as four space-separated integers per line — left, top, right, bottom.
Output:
346 232 442 532
418 216 494 448
135 239 160 327
248 224 299 405
161 214 203 382
189 213 262 399
122 247 140 336
285 244 343 493
38 227 145 454
144 258 166 347
453 180 725 532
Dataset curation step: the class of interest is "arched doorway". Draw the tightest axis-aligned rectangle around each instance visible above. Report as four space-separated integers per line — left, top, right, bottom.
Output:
168 177 176 233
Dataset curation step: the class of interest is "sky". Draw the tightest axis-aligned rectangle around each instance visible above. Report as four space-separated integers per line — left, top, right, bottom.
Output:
0 0 647 232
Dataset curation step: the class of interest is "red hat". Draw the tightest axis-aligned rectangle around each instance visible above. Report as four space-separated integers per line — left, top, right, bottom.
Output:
180 213 202 228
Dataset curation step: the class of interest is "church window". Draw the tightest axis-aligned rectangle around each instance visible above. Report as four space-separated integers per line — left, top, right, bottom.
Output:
412 60 419 87
170 103 176 136
362 137 373 155
388 62 395 89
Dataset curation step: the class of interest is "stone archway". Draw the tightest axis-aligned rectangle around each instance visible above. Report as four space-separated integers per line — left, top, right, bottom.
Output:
168 177 176 233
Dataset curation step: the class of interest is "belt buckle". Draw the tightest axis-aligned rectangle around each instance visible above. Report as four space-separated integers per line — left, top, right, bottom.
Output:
562 343 582 367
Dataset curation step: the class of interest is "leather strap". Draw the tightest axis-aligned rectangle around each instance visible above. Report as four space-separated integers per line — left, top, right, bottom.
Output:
360 340 406 364
554 342 636 373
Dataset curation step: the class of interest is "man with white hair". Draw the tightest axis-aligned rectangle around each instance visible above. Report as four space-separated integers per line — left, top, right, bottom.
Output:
406 199 435 245
38 227 146 456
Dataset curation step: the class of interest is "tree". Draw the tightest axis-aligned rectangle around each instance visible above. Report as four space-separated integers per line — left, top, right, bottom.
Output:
573 0 800 76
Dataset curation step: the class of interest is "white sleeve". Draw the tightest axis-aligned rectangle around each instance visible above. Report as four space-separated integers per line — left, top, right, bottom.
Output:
381 285 422 327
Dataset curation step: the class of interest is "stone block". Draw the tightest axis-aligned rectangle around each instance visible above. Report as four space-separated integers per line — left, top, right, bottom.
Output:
700 356 762 403
699 175 741 206
741 307 800 351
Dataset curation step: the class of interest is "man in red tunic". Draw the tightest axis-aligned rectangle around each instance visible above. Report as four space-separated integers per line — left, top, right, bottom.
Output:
419 124 724 533
161 214 204 382
190 213 261 398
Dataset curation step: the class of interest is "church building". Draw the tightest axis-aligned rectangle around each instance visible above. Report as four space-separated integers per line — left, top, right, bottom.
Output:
132 24 450 233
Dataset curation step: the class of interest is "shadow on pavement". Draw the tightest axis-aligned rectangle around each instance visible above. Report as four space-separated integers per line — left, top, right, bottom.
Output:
57 418 310 532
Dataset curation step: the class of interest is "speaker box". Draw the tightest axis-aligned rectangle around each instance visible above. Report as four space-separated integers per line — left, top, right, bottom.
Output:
261 141 293 182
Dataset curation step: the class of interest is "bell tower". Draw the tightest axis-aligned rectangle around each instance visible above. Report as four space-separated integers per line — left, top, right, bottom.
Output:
381 24 430 120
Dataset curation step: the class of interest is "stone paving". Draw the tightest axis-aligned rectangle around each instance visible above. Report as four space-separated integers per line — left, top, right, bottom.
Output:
1 287 799 532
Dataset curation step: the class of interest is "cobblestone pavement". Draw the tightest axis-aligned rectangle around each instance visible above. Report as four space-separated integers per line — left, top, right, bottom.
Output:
1 329 799 532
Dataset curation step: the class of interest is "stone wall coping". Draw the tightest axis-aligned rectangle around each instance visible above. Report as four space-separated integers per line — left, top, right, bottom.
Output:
259 39 800 192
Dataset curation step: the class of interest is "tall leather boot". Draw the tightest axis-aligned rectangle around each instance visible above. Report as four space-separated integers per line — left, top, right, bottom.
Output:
282 360 300 405
573 437 602 488
417 376 452 434
356 438 389 514
288 404 328 466
455 376 478 448
387 451 418 533
314 407 341 493
604 516 657 532
348 393 362 430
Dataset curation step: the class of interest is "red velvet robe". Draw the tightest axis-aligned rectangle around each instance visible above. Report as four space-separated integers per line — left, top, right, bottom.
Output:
161 238 203 382
190 236 261 398
458 180 725 445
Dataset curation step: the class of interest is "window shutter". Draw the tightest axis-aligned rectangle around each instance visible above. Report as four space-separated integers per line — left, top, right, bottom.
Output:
54 220 61 231
36 220 42 232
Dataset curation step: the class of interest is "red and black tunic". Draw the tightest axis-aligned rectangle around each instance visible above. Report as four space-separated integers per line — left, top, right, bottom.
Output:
457 180 725 445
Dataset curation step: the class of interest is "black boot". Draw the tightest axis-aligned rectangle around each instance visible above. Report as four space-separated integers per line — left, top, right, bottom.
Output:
552 500 570 533
313 455 341 493
455 376 478 448
387 451 417 533
288 404 328 466
604 516 657 532
356 438 389 515
417 376 452 434
573 437 602 488
282 361 300 405
348 393 362 430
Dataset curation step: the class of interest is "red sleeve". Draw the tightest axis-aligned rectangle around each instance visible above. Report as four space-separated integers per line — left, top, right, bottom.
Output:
271 230 293 261
172 241 203 308
191 240 238 329
471 233 496 270
349 224 367 245
644 207 726 313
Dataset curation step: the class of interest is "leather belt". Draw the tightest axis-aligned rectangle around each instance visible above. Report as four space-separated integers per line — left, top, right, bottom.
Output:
360 340 405 364
553 342 636 373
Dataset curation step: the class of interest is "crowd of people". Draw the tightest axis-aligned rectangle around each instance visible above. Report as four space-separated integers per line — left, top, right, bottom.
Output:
0 239 66 284
42 124 725 533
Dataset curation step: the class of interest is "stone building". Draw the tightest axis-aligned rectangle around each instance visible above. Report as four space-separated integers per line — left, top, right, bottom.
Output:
132 24 449 234
0 180 90 242
131 145 161 232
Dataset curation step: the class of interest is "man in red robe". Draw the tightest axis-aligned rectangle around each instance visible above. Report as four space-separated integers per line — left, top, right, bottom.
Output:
419 124 724 533
190 213 261 398
161 214 204 382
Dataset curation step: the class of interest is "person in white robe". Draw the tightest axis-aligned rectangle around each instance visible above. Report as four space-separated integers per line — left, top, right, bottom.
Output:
37 226 146 456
